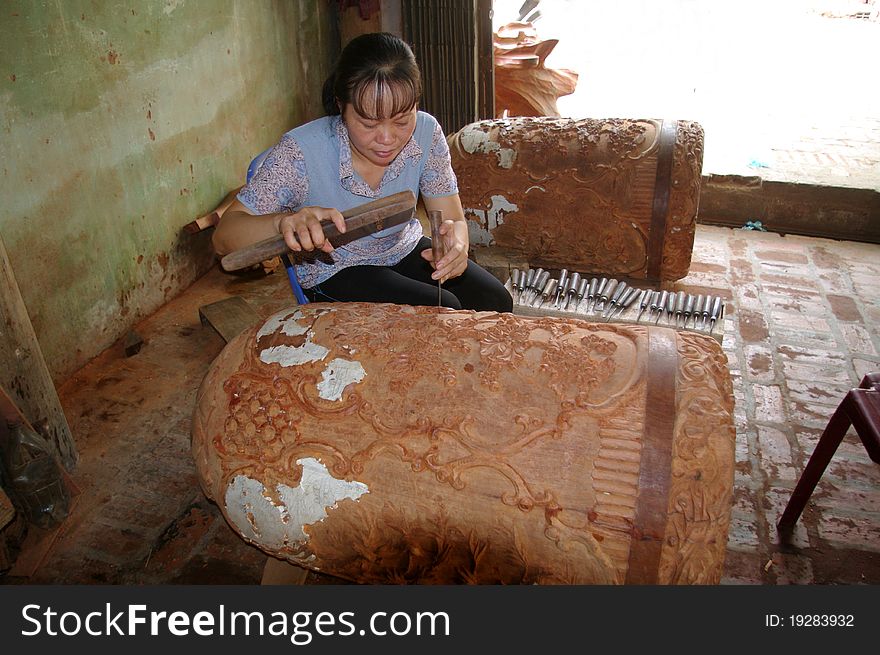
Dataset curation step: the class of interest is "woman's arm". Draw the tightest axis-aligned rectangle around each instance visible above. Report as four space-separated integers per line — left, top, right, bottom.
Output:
211 199 279 256
421 193 469 283
213 132 347 257
212 199 346 257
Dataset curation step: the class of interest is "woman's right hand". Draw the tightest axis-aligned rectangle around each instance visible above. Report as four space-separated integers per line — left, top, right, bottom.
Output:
275 206 346 254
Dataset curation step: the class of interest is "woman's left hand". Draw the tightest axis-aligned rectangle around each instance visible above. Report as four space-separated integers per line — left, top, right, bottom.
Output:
422 219 469 283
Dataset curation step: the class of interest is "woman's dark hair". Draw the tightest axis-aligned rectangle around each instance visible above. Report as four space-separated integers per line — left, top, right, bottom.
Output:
322 32 421 119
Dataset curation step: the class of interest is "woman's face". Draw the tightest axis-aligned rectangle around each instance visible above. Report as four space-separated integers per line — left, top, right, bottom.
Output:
342 88 417 167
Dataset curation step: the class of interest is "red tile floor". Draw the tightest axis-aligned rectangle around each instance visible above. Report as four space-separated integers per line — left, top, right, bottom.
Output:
1 223 878 585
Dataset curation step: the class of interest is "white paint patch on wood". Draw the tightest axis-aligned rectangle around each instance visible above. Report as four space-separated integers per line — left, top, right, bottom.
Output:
317 358 366 401
459 125 517 168
260 339 329 367
225 475 288 548
257 308 308 339
486 194 518 230
466 215 493 246
465 194 518 246
224 459 369 549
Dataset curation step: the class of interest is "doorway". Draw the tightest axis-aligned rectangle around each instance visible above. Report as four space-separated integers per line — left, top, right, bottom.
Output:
492 0 880 191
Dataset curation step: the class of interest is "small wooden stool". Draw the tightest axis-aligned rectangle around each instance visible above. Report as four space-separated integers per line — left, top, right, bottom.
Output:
777 373 880 537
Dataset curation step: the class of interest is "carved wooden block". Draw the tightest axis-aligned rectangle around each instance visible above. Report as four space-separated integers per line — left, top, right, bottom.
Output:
448 117 705 282
192 303 734 584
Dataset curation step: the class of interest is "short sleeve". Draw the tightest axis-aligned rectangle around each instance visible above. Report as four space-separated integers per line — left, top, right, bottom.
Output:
419 120 459 198
237 134 309 214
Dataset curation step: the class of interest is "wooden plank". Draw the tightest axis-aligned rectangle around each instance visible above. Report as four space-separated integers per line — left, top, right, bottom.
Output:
0 488 14 531
0 236 77 470
260 556 310 585
199 296 262 343
182 187 241 234
182 211 220 235
197 295 310 585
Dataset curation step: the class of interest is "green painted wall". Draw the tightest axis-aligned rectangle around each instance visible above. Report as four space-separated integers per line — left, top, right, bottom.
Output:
0 0 338 383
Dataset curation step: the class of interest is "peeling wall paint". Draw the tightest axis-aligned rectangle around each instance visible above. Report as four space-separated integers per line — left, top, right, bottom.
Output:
224 458 369 549
0 1 338 383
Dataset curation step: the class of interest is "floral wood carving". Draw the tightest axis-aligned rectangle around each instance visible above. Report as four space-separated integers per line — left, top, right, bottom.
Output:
192 303 734 584
448 117 705 282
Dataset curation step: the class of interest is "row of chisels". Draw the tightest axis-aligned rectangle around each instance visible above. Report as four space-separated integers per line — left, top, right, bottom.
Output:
508 268 725 333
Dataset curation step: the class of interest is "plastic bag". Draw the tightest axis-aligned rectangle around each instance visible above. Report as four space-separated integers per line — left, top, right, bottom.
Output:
0 420 70 529
741 220 767 232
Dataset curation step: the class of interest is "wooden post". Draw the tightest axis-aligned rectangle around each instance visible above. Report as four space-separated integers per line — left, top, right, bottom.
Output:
0 236 77 470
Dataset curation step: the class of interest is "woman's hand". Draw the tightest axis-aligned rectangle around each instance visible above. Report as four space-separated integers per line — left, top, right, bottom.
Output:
422 218 469 282
275 206 346 253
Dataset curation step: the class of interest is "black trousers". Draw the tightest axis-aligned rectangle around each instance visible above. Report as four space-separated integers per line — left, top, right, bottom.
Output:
303 237 513 312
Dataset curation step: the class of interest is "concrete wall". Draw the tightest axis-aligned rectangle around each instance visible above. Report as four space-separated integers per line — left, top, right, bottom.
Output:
0 0 338 384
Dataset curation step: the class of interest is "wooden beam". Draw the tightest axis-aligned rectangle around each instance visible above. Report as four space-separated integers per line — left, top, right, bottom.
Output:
0 236 77 470
198 296 262 343
260 556 310 585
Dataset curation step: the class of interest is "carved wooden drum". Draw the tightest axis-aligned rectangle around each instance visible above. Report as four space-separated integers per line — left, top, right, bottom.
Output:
192 303 735 584
448 117 705 282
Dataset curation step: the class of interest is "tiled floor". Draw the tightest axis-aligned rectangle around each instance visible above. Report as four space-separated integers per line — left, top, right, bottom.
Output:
680 227 880 584
2 224 877 585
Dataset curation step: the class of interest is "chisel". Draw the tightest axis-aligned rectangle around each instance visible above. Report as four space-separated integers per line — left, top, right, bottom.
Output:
554 269 569 308
536 278 557 308
428 210 445 307
565 272 581 310
683 293 695 327
530 270 549 305
709 296 723 333
701 295 713 329
603 281 628 318
576 278 589 312
654 290 668 324
522 268 537 305
510 268 522 303
673 291 686 327
692 294 705 328
597 279 618 313
665 291 676 324
636 289 651 323
586 277 601 313
609 287 640 321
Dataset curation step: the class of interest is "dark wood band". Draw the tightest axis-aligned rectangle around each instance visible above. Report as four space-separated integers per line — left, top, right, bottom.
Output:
647 120 677 281
625 328 678 584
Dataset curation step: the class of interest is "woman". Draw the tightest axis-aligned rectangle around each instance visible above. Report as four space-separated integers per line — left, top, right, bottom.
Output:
213 32 512 312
